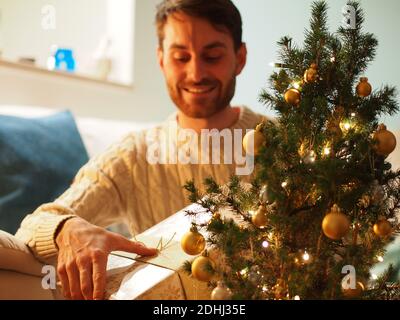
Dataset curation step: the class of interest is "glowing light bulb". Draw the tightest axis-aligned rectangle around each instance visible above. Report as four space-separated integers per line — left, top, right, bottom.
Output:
262 240 269 248
323 147 331 156
372 274 378 280
294 295 301 300
302 251 310 261
281 181 288 188
293 81 301 90
377 256 384 262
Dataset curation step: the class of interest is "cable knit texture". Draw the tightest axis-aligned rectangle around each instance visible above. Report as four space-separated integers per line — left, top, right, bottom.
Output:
15 106 268 262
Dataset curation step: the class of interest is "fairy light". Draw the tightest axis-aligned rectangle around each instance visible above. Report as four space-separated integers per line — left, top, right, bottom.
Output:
240 268 249 276
262 240 270 248
377 255 384 262
351 112 356 118
281 181 288 188
323 147 331 156
262 285 268 292
293 81 301 90
302 251 310 262
294 295 301 300
371 274 378 280
342 121 351 131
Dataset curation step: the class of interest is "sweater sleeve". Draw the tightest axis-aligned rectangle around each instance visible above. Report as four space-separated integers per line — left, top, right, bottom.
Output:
15 133 138 263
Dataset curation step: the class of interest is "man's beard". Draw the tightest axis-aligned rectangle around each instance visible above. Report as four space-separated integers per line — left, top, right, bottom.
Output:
167 75 236 119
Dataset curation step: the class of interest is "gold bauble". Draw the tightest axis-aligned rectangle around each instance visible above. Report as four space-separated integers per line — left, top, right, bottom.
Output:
342 281 365 298
243 129 265 156
181 228 206 255
304 63 318 83
356 77 372 97
284 88 301 106
372 124 397 157
251 205 269 228
322 204 350 240
191 256 215 282
211 282 233 300
373 219 392 237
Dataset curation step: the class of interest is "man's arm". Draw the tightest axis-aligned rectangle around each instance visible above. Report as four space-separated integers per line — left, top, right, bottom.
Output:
15 133 157 300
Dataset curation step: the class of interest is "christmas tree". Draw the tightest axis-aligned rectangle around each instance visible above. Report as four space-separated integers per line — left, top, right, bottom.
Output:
181 1 400 299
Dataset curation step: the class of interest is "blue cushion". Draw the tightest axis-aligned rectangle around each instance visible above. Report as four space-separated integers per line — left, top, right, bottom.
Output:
0 111 89 234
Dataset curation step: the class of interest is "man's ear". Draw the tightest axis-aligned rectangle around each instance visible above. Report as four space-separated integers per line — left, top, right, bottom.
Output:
157 47 164 71
235 43 247 76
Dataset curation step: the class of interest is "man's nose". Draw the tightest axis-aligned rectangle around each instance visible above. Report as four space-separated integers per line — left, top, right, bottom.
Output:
187 57 208 83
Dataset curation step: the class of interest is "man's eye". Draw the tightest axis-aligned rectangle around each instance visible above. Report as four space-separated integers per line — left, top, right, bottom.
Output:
174 56 190 62
205 56 222 62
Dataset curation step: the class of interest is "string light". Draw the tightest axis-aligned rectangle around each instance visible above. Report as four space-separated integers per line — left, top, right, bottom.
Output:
371 274 378 280
292 81 302 90
262 240 270 248
377 255 384 262
240 268 249 276
302 251 310 262
294 295 301 300
281 181 288 188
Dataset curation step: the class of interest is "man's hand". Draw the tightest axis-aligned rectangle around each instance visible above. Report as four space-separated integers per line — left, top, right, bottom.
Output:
55 217 158 300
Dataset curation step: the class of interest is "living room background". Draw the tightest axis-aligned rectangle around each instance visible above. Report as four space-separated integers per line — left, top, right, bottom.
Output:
0 0 399 130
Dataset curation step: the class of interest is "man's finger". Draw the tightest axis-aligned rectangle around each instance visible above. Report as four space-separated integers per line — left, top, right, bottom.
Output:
66 261 84 300
113 235 158 256
57 264 71 300
79 263 94 300
92 256 107 300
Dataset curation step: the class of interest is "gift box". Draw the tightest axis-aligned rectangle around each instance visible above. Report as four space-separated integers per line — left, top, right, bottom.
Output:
105 203 212 300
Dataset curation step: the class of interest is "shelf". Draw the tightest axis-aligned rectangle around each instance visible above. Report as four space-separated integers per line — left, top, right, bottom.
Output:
0 58 133 90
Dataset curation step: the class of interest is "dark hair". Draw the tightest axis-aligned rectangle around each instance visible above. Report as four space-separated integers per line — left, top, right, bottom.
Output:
156 0 243 51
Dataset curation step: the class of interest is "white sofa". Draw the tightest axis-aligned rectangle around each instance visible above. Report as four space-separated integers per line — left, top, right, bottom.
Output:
0 105 157 299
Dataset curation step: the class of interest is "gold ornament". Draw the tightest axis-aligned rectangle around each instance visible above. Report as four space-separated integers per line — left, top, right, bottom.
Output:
243 127 265 156
251 205 269 228
356 77 372 97
191 256 215 282
373 219 392 237
284 88 301 106
181 226 206 255
372 124 397 157
322 204 350 240
304 63 318 83
211 281 233 300
342 281 365 298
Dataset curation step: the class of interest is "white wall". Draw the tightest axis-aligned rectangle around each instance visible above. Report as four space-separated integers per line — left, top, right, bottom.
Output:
0 0 399 129
232 0 400 130
0 0 174 122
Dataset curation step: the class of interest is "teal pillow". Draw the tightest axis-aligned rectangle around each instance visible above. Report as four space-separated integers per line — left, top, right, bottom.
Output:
0 111 89 234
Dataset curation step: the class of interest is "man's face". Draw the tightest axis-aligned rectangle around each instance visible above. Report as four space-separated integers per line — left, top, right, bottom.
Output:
158 13 247 118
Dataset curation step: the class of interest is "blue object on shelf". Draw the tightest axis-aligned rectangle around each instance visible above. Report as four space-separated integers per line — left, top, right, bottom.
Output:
54 48 76 72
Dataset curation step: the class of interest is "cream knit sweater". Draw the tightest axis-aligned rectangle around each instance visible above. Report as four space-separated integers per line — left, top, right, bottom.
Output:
15 106 267 262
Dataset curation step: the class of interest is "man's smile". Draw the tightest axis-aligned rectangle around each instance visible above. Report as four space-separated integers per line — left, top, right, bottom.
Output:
182 86 216 95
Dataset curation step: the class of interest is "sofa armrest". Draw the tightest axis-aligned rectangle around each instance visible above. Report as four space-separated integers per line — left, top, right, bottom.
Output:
0 230 45 277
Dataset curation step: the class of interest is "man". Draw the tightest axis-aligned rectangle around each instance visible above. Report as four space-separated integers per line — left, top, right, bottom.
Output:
16 0 267 300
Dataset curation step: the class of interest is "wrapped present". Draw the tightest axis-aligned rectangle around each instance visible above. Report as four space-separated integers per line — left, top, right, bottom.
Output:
105 203 212 300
